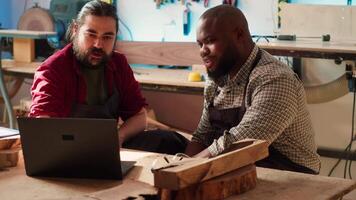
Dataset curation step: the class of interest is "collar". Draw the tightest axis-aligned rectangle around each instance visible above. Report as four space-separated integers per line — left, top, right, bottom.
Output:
66 43 117 99
220 44 259 88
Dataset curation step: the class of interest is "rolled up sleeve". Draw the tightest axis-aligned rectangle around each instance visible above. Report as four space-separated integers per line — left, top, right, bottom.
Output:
207 74 298 156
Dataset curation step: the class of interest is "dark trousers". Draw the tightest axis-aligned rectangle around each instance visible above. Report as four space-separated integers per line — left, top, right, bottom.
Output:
256 146 318 174
122 130 188 155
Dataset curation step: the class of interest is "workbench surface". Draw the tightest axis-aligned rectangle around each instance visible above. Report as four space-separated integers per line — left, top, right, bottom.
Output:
0 150 355 200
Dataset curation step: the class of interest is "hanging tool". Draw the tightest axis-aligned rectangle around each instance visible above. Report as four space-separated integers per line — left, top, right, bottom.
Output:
204 0 209 7
183 2 191 36
252 34 331 42
222 0 238 7
277 34 331 42
156 0 162 9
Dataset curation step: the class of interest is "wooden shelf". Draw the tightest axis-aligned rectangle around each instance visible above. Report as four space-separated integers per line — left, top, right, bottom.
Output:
0 30 56 62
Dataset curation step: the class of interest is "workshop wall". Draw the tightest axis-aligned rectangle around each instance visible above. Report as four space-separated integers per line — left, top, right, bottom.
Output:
5 0 356 36
8 0 277 41
0 2 11 29
291 0 355 5
3 0 356 183
117 0 277 41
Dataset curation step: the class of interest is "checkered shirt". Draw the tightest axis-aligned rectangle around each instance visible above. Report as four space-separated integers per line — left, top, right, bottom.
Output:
192 45 321 173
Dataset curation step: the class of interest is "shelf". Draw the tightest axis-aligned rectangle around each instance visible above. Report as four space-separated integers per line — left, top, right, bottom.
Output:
0 29 56 39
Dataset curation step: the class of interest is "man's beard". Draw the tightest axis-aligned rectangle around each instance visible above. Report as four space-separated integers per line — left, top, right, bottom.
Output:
207 45 238 82
73 38 111 68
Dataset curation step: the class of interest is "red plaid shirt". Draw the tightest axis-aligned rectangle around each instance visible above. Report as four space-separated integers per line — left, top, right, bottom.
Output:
30 44 147 120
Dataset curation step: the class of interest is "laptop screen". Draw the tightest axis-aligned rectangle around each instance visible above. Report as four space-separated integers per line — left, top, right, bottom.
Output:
18 117 133 180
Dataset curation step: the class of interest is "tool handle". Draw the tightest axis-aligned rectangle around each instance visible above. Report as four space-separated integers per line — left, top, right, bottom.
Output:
277 34 296 41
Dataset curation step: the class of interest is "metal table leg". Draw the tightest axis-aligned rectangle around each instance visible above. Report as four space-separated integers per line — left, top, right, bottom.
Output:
0 37 15 128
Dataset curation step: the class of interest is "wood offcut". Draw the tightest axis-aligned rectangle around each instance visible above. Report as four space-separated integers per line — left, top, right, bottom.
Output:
152 139 268 190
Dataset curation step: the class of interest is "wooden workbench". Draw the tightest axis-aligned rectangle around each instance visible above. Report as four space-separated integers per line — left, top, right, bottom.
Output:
0 59 205 95
258 39 356 60
2 38 356 95
0 150 355 200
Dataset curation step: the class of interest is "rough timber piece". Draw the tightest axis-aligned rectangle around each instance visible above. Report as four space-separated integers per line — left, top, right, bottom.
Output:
153 139 268 190
160 164 257 200
13 38 35 62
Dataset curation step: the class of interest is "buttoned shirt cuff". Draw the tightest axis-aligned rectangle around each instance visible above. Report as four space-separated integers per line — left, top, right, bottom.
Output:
207 140 220 157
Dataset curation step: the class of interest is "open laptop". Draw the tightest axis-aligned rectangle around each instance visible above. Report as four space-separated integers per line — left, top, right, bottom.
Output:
17 117 135 180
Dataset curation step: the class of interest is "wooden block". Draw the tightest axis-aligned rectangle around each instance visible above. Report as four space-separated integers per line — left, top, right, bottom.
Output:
0 148 20 168
13 38 35 62
0 131 21 168
0 138 18 150
159 164 257 200
153 139 268 190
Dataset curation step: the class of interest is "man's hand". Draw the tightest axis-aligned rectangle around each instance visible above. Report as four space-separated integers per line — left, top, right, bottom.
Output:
193 148 211 158
118 107 147 147
185 141 208 157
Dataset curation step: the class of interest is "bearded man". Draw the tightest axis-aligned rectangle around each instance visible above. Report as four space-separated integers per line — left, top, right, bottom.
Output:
30 0 187 154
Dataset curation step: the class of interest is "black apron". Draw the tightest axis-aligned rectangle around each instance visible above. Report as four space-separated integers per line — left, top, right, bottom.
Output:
208 49 316 174
70 71 187 155
71 87 119 119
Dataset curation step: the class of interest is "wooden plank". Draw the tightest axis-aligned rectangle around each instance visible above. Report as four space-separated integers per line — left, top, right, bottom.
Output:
13 38 35 62
0 139 17 150
257 40 356 56
153 139 269 190
115 41 202 66
0 60 205 88
1 60 39 79
0 148 20 168
134 68 205 88
116 41 356 63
